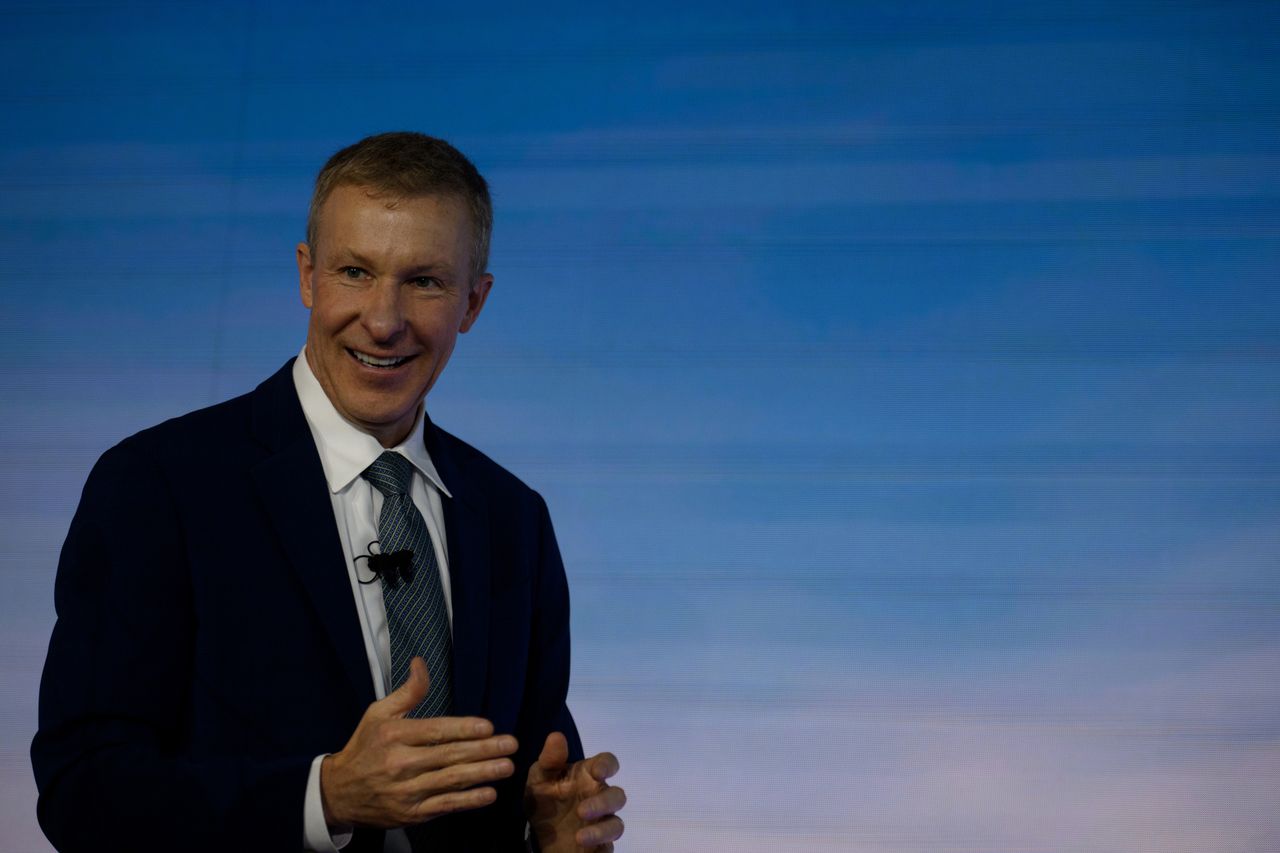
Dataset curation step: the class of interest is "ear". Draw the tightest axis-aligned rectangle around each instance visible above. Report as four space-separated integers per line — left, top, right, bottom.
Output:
459 273 493 333
296 242 316 308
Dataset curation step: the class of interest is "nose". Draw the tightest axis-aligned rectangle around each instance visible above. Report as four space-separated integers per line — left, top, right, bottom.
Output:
361 280 406 344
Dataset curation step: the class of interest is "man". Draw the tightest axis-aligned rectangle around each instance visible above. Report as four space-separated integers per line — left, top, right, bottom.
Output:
32 132 625 852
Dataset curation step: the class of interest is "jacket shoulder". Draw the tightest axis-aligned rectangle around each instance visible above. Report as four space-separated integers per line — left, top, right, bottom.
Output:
105 359 299 467
110 387 258 463
431 425 546 509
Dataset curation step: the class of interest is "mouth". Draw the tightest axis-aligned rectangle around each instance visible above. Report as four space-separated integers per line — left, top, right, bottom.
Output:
348 348 415 370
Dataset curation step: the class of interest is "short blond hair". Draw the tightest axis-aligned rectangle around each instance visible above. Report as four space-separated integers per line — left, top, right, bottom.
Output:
307 132 492 277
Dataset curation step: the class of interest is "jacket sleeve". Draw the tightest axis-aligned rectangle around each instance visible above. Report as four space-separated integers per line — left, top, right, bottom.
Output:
524 491 584 763
30 440 313 852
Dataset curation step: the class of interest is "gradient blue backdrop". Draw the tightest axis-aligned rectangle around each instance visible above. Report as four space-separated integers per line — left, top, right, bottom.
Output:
3 2 1279 850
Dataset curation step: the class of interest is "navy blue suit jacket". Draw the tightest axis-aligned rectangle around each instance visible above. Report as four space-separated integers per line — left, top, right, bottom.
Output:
32 360 582 852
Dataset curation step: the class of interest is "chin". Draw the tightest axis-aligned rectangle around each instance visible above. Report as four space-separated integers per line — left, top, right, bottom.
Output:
356 406 417 428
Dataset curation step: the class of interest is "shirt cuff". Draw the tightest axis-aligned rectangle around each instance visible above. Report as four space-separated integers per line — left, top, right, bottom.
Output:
304 753 353 851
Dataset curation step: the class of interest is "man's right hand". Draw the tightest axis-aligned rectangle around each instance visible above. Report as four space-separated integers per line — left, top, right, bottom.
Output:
320 656 518 829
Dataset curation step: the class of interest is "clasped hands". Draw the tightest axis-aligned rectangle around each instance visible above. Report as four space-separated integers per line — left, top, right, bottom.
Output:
322 657 625 850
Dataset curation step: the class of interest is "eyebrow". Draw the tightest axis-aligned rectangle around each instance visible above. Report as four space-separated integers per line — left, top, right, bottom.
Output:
332 249 378 269
333 250 454 278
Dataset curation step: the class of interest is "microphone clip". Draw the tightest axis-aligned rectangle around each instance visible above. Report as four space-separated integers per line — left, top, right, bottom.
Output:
355 540 415 589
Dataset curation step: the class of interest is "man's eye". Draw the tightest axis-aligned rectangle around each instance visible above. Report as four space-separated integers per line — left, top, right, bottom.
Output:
341 267 366 280
411 277 442 289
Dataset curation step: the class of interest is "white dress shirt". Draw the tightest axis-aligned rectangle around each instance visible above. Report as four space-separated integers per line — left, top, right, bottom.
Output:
293 349 454 853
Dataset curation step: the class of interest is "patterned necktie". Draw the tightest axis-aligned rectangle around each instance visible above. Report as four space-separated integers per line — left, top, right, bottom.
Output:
362 451 453 717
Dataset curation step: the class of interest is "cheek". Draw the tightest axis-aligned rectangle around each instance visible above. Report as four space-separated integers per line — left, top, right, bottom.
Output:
410 315 461 345
312 295 361 338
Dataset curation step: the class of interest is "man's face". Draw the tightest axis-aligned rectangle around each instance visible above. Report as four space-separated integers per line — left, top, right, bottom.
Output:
297 184 492 447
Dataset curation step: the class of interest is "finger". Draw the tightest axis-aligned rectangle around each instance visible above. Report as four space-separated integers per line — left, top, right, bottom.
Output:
395 734 519 774
577 785 626 821
410 784 498 821
576 816 624 847
408 756 516 798
376 657 431 718
583 751 620 783
536 731 570 772
390 716 500 747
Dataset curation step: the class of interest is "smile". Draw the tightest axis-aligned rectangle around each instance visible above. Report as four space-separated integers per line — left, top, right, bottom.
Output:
348 349 414 369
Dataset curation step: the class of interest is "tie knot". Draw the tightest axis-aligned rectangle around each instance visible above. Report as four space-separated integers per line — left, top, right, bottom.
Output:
362 451 414 497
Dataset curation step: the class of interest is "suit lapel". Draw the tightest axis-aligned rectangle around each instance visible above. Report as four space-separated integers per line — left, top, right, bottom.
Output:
424 418 492 718
249 361 376 715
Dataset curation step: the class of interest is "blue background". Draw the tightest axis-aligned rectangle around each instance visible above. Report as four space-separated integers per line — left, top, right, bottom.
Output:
3 2 1279 850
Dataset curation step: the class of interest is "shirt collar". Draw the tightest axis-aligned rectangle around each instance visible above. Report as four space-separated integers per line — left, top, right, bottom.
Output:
292 347 452 499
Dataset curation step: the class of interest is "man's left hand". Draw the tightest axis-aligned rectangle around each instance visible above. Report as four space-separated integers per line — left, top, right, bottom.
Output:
525 732 626 852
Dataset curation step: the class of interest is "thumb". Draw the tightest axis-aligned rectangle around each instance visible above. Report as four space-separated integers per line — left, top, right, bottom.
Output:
536 731 570 772
380 656 430 717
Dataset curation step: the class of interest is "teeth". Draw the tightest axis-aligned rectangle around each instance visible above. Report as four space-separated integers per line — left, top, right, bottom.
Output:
352 350 408 368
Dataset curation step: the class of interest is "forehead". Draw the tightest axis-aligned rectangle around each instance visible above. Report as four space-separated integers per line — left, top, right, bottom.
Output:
319 184 471 233
316 184 473 265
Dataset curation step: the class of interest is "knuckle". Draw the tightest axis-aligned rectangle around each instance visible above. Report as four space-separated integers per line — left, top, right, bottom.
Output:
420 717 448 737
434 741 467 765
412 791 444 818
386 751 416 777
446 776 473 793
479 757 510 779
436 767 474 792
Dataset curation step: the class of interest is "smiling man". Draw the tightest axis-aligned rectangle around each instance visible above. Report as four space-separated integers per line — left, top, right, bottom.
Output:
32 133 625 853
297 186 488 446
